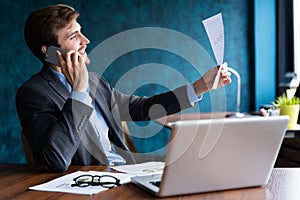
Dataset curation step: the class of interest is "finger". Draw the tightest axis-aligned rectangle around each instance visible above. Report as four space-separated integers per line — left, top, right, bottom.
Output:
222 76 232 85
221 63 228 70
65 50 76 66
221 71 231 77
56 50 66 67
72 51 80 66
78 53 86 65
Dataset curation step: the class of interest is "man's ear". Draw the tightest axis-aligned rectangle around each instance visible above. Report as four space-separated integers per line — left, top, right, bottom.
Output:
41 45 47 54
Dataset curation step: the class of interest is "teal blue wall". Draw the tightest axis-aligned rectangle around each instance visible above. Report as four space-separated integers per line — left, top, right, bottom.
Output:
0 0 255 163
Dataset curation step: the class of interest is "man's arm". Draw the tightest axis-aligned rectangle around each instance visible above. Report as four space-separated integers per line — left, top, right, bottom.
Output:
112 65 231 122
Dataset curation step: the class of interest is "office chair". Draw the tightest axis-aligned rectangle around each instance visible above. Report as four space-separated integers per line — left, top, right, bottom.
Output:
21 132 34 164
121 121 137 153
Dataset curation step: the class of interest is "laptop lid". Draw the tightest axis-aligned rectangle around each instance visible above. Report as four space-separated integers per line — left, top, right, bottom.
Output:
131 116 289 197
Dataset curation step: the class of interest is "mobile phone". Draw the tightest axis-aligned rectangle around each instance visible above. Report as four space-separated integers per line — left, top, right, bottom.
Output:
44 46 67 67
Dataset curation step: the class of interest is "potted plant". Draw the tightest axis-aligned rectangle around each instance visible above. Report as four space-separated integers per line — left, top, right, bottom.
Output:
273 93 300 129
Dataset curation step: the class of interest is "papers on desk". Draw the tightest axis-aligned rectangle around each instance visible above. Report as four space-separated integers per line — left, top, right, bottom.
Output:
29 170 134 195
111 161 165 175
29 162 164 195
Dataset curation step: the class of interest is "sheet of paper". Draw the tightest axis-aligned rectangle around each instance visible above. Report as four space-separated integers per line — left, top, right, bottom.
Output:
111 161 165 175
29 170 134 195
202 13 225 89
202 13 224 65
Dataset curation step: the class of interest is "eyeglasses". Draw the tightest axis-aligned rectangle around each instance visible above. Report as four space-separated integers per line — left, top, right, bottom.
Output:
71 174 121 188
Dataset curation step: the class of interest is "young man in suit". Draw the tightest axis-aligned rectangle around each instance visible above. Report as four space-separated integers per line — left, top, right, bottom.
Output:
16 4 231 172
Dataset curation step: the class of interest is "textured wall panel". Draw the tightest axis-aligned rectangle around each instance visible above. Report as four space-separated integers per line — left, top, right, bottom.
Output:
0 0 252 163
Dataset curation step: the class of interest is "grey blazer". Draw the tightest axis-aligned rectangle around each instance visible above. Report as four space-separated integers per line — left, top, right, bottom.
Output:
16 65 193 172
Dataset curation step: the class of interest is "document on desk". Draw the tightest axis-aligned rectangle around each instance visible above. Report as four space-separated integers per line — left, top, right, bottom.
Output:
202 13 224 89
29 171 134 195
111 161 165 175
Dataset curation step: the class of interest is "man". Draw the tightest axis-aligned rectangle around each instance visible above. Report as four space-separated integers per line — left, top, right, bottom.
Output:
16 4 231 172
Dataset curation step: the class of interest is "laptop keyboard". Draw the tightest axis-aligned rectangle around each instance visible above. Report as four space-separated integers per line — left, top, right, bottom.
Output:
150 181 161 187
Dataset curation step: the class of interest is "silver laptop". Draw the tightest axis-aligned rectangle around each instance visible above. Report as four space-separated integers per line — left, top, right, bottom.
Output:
131 116 289 197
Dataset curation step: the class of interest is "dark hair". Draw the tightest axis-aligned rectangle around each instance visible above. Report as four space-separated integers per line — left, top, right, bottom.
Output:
24 4 79 62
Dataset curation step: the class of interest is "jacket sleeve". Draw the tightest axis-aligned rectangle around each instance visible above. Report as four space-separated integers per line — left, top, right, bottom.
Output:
16 84 93 172
99 76 193 121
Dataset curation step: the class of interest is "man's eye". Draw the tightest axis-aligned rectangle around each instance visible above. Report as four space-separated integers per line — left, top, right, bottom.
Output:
70 35 77 40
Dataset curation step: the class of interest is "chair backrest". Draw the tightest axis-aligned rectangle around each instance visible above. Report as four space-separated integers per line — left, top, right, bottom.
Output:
21 132 34 164
121 121 137 153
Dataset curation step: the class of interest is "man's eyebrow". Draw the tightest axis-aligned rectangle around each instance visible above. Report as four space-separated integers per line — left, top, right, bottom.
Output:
65 25 82 39
66 30 79 39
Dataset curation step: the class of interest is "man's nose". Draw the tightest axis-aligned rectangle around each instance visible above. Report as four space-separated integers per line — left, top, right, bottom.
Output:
80 33 90 45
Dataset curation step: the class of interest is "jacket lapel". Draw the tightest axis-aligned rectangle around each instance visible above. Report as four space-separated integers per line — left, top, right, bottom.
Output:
40 65 70 101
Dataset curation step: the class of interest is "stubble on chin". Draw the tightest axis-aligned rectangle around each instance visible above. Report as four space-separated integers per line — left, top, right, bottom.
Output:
85 56 91 65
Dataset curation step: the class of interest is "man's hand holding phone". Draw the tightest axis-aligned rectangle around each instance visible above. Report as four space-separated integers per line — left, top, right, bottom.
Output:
44 46 67 67
52 46 89 93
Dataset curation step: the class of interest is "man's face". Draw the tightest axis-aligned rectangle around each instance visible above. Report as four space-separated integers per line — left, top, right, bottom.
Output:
56 19 90 65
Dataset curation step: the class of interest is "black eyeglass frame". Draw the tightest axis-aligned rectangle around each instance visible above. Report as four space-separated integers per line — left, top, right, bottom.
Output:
71 174 121 188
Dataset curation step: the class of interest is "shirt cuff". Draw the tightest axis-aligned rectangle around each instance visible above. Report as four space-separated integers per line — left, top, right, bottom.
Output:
187 84 203 106
71 91 93 107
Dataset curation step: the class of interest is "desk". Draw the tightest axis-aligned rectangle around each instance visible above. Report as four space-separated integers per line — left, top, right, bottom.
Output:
0 164 300 200
155 112 230 126
286 124 300 138
156 112 300 137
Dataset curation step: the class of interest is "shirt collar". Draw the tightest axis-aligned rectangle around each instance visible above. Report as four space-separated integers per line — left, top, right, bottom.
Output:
48 67 72 93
